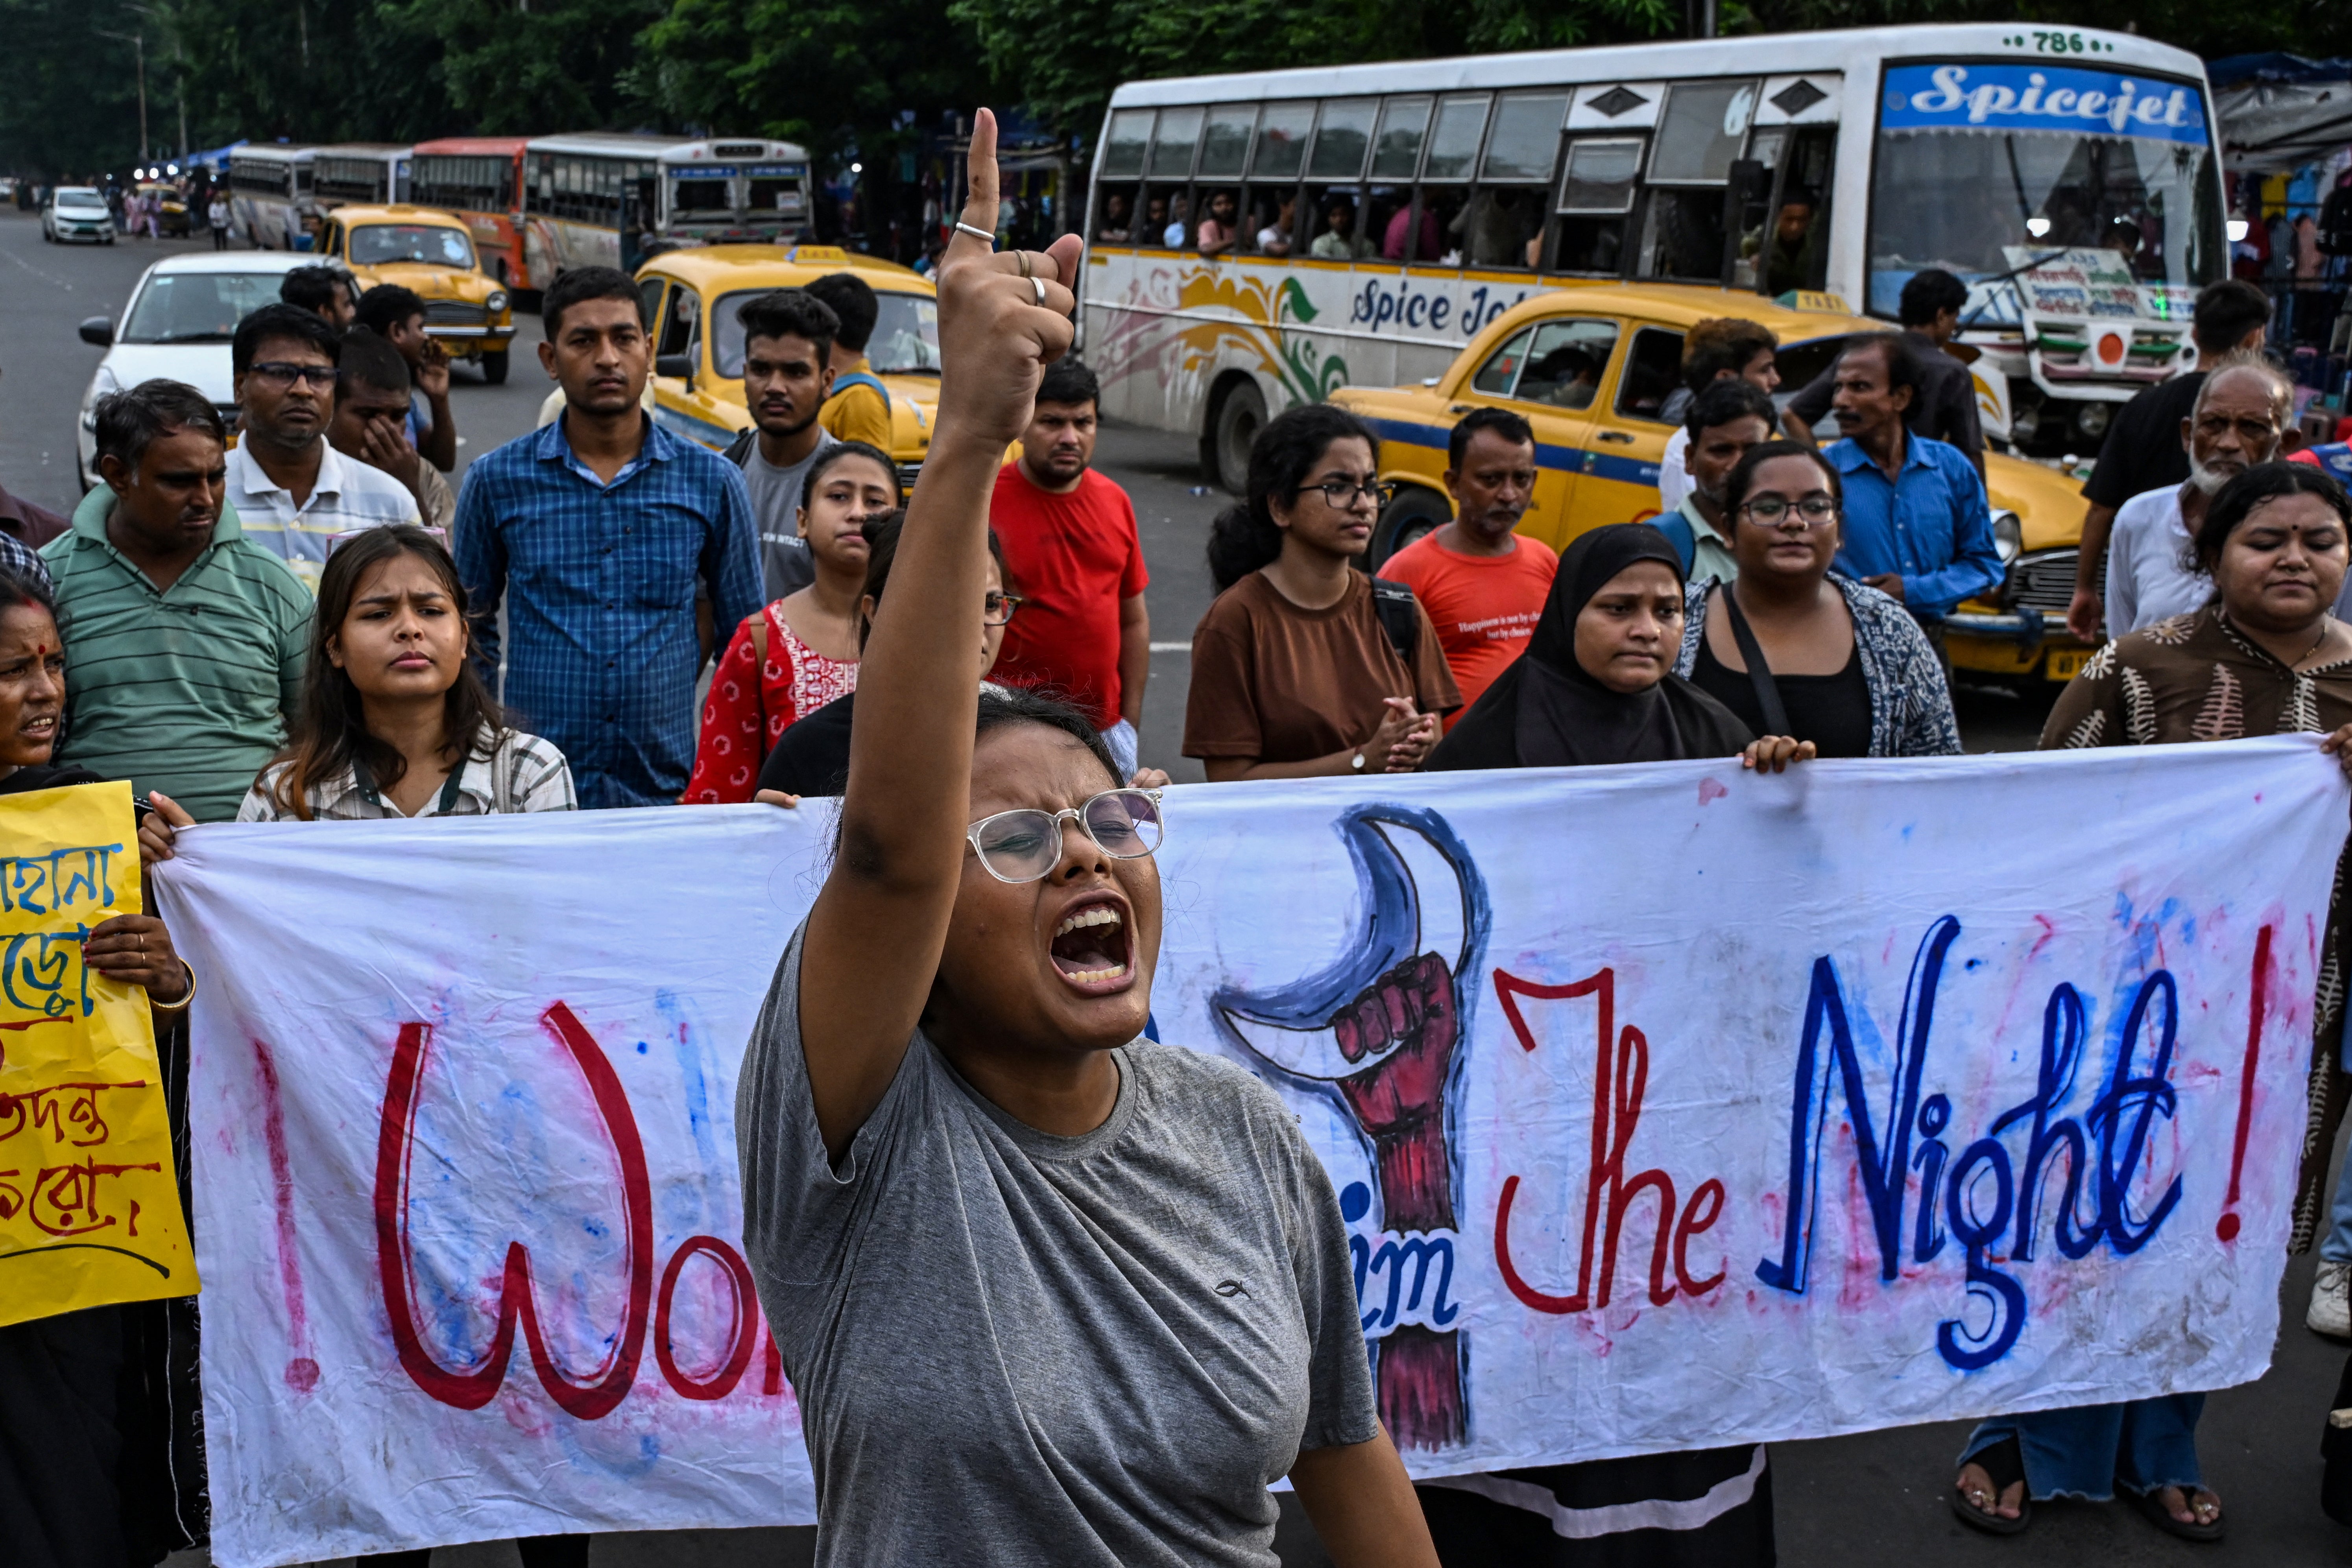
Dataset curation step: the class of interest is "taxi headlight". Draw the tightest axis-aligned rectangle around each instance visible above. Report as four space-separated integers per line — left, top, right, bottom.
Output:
1992 510 2023 565
485 289 510 313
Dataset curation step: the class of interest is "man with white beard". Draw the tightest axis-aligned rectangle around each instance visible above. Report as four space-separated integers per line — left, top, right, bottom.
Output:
2102 359 2324 635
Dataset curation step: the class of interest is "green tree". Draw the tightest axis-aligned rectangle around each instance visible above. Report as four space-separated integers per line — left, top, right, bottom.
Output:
0 0 148 176
382 0 667 133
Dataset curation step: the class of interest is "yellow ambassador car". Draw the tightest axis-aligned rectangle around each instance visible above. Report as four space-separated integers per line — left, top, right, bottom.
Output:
1332 284 2094 686
633 245 941 488
318 204 518 384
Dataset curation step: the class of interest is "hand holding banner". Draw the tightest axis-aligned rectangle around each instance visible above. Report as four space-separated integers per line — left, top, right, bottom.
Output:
0 780 198 1327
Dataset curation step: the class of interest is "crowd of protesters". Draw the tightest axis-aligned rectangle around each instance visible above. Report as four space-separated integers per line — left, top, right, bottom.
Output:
11 109 2352 1568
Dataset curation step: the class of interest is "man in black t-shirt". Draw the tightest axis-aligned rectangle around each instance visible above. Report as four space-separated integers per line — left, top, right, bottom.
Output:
2067 279 2273 641
1785 269 1984 470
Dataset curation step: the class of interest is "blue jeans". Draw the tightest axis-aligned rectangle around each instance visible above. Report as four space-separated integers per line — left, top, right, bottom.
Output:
1960 1396 2204 1501
2325 1139 2352 1264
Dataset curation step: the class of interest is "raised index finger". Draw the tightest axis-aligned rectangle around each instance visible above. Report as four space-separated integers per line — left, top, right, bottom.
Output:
943 108 1002 273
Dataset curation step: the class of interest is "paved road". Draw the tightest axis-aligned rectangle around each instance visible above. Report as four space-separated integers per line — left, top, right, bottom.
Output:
4 212 2343 1566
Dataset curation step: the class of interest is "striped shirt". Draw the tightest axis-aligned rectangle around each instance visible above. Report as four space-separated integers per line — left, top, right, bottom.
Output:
454 413 762 809
226 440 421 592
238 726 576 819
43 489 312 823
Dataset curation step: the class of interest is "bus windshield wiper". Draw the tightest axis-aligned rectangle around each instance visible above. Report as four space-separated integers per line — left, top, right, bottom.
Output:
1957 248 2075 330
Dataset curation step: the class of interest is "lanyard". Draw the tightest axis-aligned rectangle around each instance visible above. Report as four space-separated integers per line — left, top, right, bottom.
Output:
352 755 471 817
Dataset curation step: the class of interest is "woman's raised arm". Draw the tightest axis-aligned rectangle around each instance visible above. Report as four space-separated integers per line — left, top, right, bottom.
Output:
796 113 1086 1160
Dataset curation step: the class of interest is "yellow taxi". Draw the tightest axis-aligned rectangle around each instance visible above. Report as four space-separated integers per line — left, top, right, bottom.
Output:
317 204 518 384
632 244 940 489
135 182 190 237
1331 283 2093 684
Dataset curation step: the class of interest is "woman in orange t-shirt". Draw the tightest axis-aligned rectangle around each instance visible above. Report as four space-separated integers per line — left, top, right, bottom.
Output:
683 443 898 802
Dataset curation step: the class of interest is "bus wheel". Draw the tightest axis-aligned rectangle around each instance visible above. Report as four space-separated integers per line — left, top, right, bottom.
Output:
482 350 510 386
1368 485 1449 572
1205 380 1266 494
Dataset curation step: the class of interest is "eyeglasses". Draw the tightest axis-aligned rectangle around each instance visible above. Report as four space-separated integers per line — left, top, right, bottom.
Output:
1739 495 1838 527
966 789 1165 884
1293 478 1397 509
984 591 1023 627
247 362 342 389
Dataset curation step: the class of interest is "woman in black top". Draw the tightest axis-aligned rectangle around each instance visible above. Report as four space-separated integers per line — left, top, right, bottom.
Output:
1420 525 1805 1562
1674 441 1961 759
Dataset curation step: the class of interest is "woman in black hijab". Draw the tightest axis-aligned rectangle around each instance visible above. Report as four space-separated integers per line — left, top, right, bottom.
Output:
1414 525 1802 1566
1430 521 1810 773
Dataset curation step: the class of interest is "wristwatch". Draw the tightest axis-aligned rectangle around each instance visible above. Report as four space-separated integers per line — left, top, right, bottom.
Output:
1351 750 1367 771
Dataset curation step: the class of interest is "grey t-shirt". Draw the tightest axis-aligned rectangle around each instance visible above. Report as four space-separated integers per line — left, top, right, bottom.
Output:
741 429 837 600
737 931 1377 1568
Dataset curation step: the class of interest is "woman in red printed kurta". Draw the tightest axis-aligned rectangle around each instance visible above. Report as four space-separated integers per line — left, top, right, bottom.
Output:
684 446 899 802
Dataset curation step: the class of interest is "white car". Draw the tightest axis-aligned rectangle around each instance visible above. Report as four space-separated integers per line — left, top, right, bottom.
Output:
76 251 319 490
44 186 115 244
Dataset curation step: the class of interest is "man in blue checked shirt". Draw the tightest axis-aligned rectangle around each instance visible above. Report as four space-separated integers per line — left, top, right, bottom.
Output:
454 267 762 808
1822 333 2002 634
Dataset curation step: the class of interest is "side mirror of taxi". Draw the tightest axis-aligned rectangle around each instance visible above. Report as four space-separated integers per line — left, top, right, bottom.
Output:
654 353 694 391
78 316 113 347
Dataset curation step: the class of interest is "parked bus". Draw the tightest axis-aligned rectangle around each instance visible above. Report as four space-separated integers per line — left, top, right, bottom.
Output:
521 134 813 283
228 145 320 250
1082 24 2224 474
312 144 413 211
412 136 532 289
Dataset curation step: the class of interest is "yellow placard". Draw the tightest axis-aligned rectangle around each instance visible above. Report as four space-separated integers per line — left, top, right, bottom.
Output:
0 780 198 1326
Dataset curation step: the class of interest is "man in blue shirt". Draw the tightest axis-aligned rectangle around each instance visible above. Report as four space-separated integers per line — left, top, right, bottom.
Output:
1822 333 2002 629
455 267 762 808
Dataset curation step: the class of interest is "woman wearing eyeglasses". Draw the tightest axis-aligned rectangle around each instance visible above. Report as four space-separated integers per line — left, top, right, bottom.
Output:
1673 442 1961 758
684 443 899 802
736 114 1436 1567
1184 404 1460 779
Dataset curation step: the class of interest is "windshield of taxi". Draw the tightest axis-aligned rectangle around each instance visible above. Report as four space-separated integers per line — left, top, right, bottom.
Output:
350 223 475 269
714 287 941 378
1869 62 2222 318
122 271 294 343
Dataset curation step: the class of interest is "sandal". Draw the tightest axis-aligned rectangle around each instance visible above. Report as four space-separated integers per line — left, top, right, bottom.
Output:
1951 1435 2032 1536
2129 1483 2225 1543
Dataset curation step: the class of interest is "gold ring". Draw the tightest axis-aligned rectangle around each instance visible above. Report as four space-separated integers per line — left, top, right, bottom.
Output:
1016 252 1033 280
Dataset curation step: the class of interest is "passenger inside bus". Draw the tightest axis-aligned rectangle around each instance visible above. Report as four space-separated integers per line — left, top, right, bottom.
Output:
1454 187 1542 268
1096 192 1132 243
1197 190 1241 257
1254 193 1294 256
1747 190 1824 295
1163 194 1190 247
1143 194 1169 245
1310 196 1374 260
1384 201 1441 262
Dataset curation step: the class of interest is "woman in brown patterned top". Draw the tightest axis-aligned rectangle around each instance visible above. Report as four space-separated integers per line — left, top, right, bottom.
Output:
1951 461 2352 1544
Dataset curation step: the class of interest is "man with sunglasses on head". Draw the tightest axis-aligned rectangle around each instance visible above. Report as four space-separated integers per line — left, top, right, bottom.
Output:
225 304 419 594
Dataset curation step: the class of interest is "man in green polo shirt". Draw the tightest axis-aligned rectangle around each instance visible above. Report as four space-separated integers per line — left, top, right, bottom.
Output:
42 380 311 821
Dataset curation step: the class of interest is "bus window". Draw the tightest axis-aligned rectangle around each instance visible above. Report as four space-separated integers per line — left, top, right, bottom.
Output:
1638 81 1757 284
1150 107 1204 181
1454 188 1544 268
1423 97 1488 180
748 176 802 216
1373 98 1431 180
1143 186 1188 248
1614 327 1685 421
1514 318 1620 409
672 175 731 215
1096 187 1139 243
1481 94 1570 183
1309 101 1374 183
1252 103 1314 181
1199 106 1255 180
1554 137 1642 275
1100 109 1154 181
1742 127 1834 296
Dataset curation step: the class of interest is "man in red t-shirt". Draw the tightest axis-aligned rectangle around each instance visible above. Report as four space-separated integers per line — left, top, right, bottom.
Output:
1376 407 1556 727
988 358 1151 772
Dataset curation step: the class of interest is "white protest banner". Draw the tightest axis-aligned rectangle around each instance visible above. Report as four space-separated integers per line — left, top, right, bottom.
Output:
157 738 2344 1566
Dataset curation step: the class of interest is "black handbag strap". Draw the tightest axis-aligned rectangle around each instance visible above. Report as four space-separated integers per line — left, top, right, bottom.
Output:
1716 586 1791 738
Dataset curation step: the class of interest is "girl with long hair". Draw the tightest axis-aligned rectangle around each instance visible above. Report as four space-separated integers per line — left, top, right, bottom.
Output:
1184 404 1458 778
685 441 900 802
